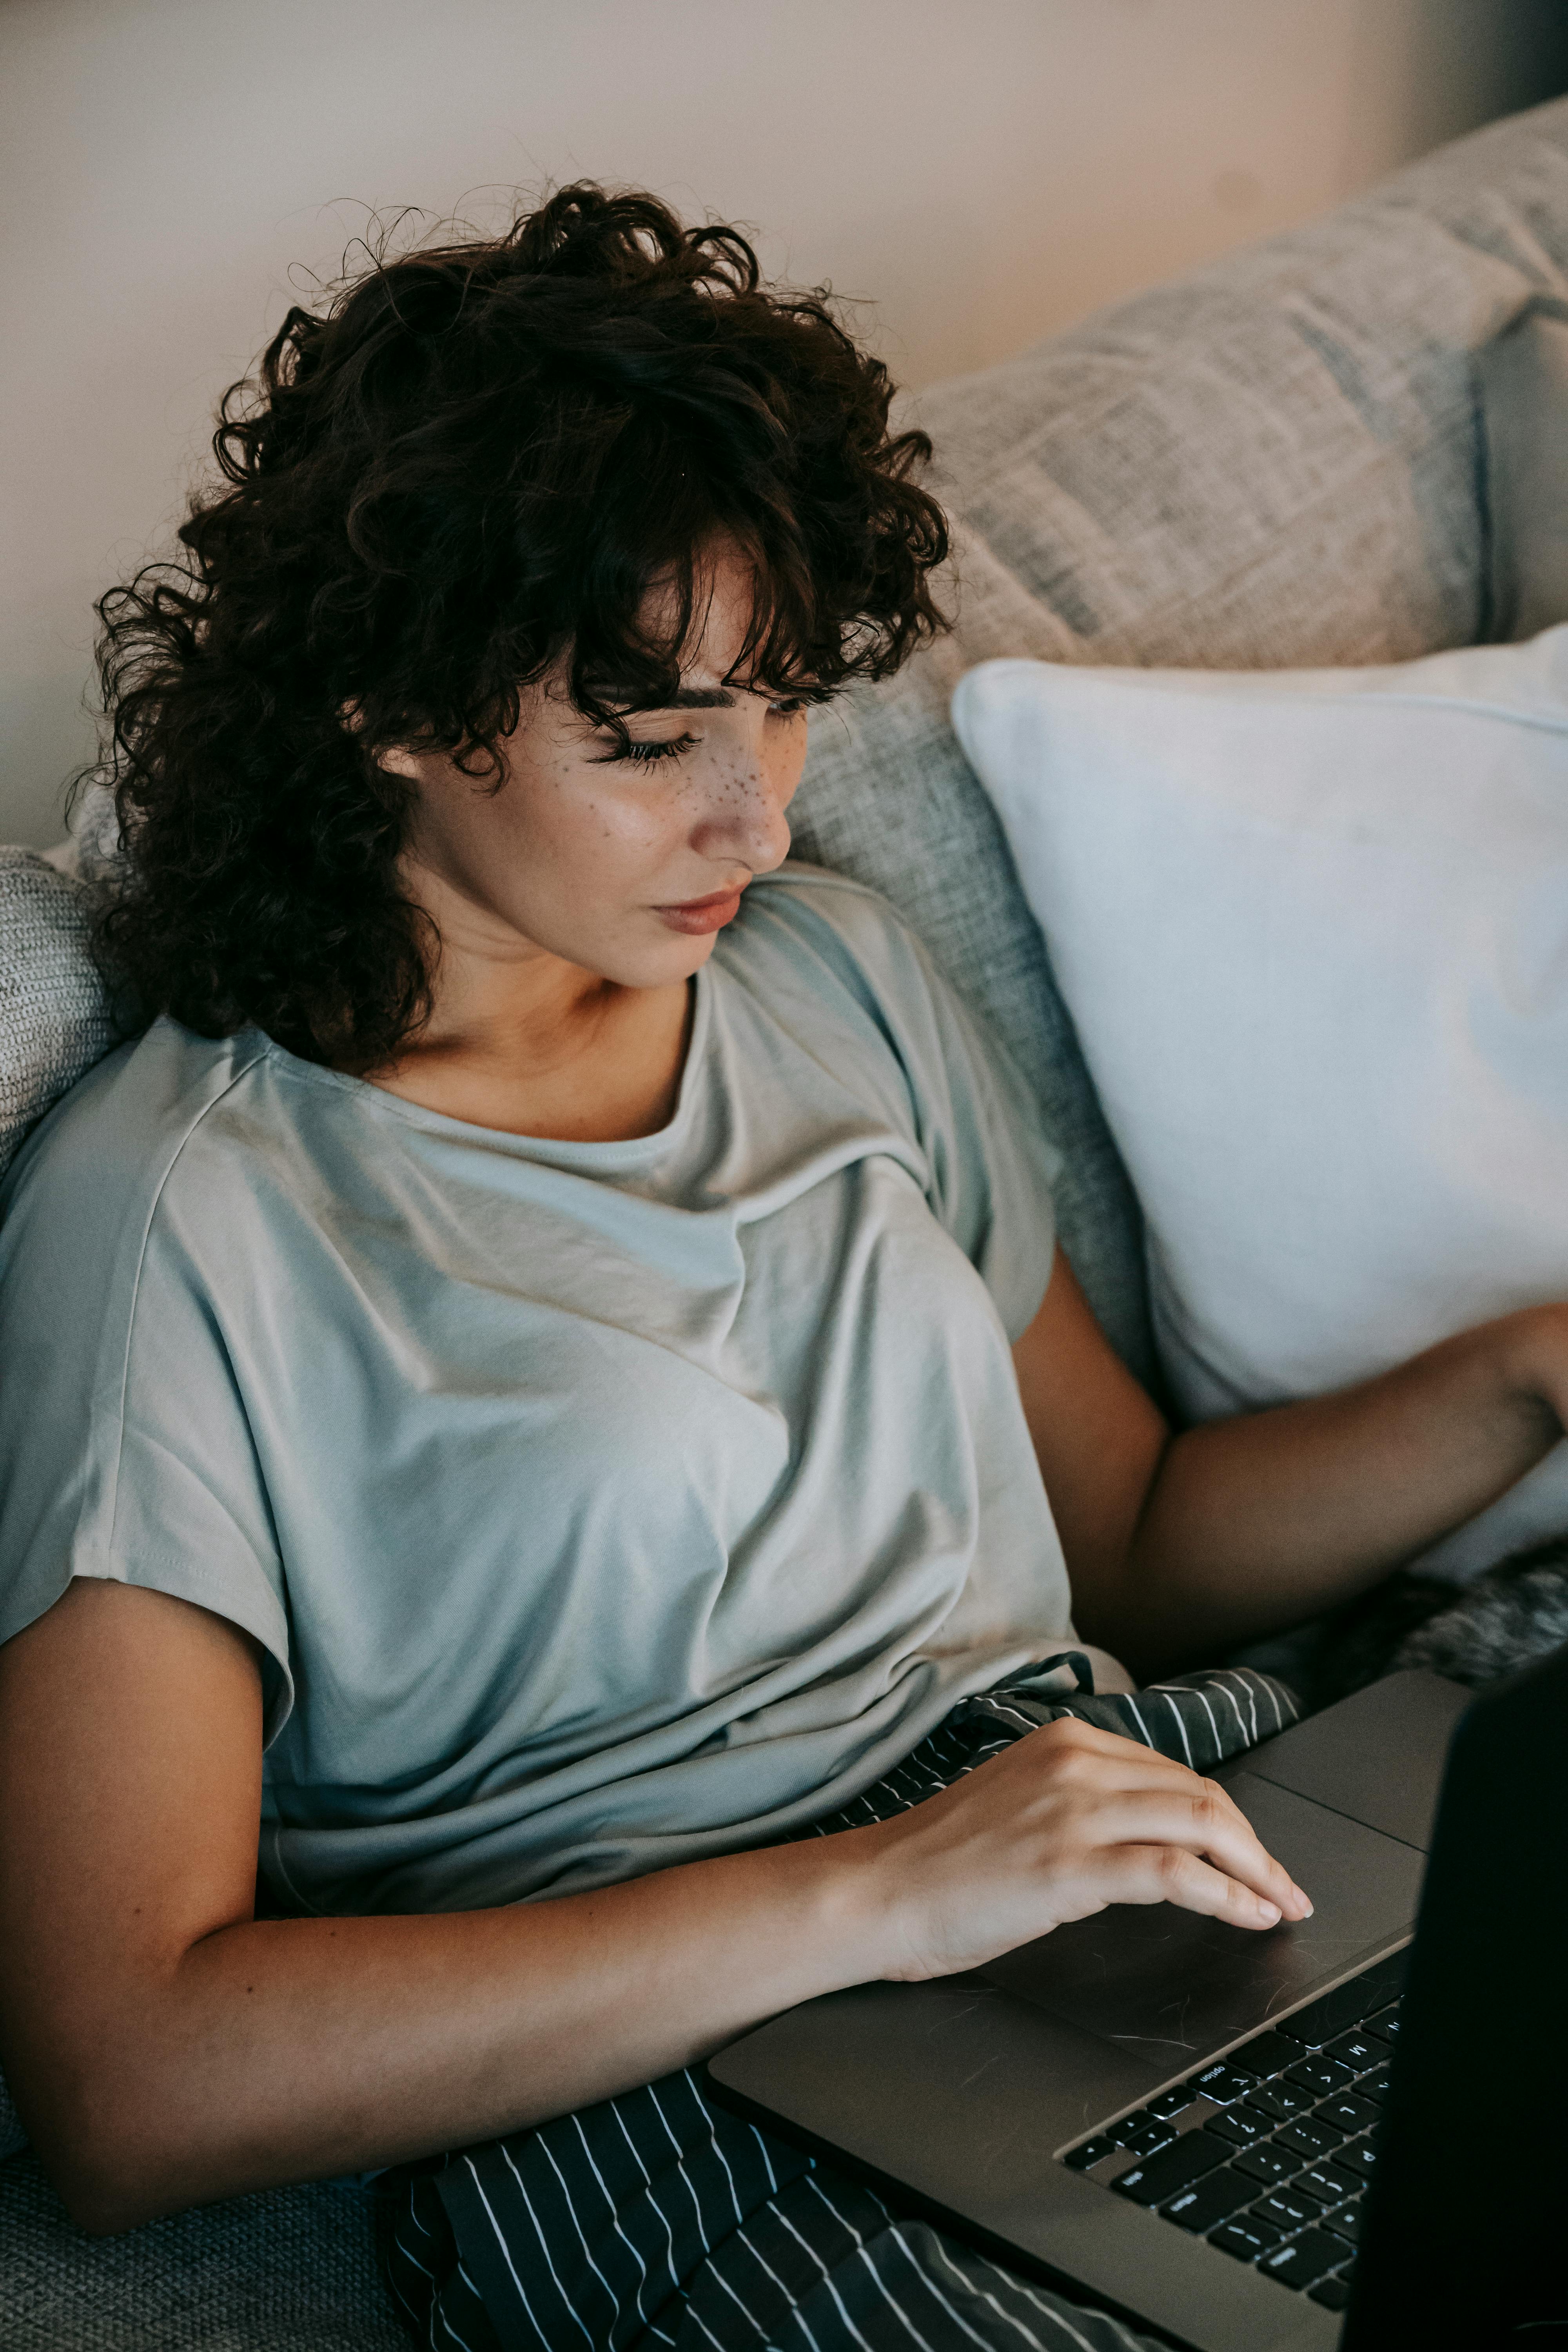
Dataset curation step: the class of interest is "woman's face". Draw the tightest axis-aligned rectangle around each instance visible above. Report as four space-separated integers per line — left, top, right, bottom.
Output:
385 549 808 992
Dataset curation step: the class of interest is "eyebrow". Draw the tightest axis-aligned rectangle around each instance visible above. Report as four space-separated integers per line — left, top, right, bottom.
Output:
633 686 737 713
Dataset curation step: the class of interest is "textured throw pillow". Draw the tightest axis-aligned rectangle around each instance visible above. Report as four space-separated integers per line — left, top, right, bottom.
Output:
0 848 123 1185
952 627 1568 1581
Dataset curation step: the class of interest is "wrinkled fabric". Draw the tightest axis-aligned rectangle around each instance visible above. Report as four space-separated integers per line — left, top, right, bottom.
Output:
0 867 1074 1917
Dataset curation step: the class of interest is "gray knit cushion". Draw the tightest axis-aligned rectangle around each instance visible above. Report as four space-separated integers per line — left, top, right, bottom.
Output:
789 96 1568 1382
0 2154 406 2352
0 849 121 1185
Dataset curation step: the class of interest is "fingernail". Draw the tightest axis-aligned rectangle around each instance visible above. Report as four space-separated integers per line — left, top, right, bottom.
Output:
1259 1900 1281 1923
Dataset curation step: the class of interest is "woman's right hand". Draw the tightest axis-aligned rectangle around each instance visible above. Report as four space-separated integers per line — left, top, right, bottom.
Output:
850 1716 1313 1983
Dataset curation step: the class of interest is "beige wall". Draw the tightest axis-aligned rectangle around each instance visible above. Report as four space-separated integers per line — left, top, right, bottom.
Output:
3 0 1564 846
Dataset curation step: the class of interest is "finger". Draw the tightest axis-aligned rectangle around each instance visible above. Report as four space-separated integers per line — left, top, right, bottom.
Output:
1098 1842 1292 1932
1004 1732 1312 1915
1020 1720 1269 1801
1087 1791 1311 1918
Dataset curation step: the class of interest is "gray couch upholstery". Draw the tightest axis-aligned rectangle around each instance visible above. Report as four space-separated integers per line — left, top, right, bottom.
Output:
4 93 1568 2352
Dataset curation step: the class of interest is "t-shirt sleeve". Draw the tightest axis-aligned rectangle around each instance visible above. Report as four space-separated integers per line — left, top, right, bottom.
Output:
892 932 1063 1341
0 1043 294 1741
773 874 1063 1340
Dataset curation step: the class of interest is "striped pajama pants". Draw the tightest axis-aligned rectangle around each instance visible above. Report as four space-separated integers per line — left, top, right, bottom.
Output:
379 1664 1299 2352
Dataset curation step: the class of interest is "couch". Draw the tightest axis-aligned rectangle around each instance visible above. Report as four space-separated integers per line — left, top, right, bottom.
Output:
4 93 1568 2352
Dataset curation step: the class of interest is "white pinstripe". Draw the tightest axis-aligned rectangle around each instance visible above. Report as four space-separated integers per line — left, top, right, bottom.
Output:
1118 1693 1154 1747
384 2211 438 2341
681 2293 733 2352
683 2067 747 2229
434 2286 481 2352
928 2231 1149 2352
499 2138 599 2349
570 2108 659 2332
773 2201 883 2352
461 2153 555 2351
1205 1677 1250 1742
539 2131 625 2342
748 2119 781 2197
803 2176 941 2352
930 2241 1132 2352
612 2099 683 2297
732 2217 829 2352
404 2233 461 2352
704 2253 775 2347
648 2076 719 2251
924 2236 1062 2350
1181 1682 1223 1756
1156 1690 1195 1768
879 2222 1006 2352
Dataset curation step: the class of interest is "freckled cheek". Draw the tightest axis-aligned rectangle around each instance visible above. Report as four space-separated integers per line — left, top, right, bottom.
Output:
546 787 684 879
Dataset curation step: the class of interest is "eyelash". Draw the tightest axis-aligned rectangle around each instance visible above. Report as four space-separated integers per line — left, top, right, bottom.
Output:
620 734 697 766
612 699 811 765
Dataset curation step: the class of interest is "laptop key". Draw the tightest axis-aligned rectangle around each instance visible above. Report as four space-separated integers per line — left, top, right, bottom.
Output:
1284 2054 1354 2097
1231 2143 1296 2186
1329 2137 1377 2183
1209 2214 1284 2262
1106 2109 1173 2152
1256 2186 1318 2231
1323 2201 1364 2247
1146 2086 1195 2122
1187 2060 1257 2105
1274 1978 1379 2049
1112 2131 1227 2207
1249 2080 1313 2122
1358 2064 1393 2104
1227 2029 1299 2079
1205 2104 1272 2147
1062 2136 1118 2172
1364 2004 1401 2044
1161 2166 1257 2234
1275 2118 1341 2161
1309 2273 1354 2312
1324 2029 1379 2071
1314 2092 1379 2134
1258 2230 1345 2289
1293 2165 1350 2206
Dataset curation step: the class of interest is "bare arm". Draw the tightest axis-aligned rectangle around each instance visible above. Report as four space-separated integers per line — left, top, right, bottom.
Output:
1013 1249 1568 1679
0 1578 1306 2233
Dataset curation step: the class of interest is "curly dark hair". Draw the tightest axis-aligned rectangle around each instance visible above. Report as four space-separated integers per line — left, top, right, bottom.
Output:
89 185 949 1070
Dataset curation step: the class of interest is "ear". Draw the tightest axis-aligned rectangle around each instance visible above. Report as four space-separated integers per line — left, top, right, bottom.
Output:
371 744 428 786
340 701 426 787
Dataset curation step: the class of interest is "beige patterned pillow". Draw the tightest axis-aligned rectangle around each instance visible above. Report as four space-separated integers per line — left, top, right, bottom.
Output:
0 848 124 1185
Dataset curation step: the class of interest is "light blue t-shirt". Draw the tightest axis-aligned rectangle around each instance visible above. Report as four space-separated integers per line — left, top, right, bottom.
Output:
0 866 1074 1914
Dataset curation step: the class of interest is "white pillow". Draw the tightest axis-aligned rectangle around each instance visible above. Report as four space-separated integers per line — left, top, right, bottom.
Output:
952 629 1568 1581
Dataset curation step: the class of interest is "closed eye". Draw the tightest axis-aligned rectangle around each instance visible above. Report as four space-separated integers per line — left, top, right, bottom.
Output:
615 734 698 766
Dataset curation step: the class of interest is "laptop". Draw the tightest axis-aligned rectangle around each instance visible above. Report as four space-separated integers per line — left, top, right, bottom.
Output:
708 1646 1568 2349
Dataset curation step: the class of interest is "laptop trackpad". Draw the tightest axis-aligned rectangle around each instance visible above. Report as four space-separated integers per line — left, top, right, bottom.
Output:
980 1772 1425 2069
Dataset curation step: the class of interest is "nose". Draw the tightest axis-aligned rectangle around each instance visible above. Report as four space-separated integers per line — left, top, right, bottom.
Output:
690 717 799 875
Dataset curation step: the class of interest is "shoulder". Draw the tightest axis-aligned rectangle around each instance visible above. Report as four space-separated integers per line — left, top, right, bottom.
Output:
718 861 945 1033
0 1018 274 1276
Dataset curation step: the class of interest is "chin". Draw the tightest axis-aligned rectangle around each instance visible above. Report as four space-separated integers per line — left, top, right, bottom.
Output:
588 925 720 991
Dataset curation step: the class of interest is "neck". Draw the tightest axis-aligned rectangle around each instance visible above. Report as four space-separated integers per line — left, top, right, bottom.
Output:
360 851 693 1143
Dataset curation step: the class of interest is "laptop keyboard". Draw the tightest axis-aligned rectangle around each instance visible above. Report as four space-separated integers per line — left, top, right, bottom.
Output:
1060 1951 1406 2314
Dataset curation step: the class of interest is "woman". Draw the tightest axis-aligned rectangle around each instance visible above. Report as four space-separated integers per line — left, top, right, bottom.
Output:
1 188 1564 2352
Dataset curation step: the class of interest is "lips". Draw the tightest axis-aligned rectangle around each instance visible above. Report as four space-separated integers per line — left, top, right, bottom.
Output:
653 884 748 935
